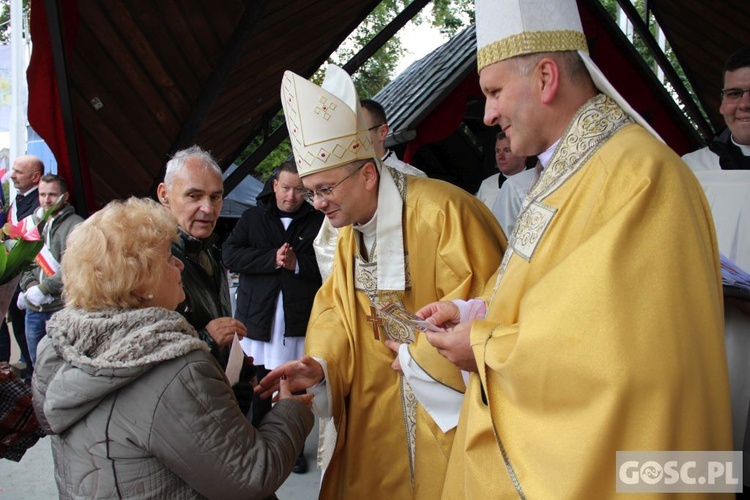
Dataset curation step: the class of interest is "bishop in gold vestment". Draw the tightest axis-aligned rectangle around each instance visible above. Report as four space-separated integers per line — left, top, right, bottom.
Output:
441 95 733 499
305 168 505 499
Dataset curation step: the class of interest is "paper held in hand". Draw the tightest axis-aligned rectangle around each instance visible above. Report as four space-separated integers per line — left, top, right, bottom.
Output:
721 253 750 301
225 333 244 386
379 302 445 333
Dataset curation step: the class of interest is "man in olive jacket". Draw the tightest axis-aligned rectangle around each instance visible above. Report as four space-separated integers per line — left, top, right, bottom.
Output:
157 146 247 366
223 161 323 471
19 174 83 370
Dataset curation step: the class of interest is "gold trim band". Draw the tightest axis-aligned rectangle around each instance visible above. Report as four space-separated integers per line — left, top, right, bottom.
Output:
477 30 588 72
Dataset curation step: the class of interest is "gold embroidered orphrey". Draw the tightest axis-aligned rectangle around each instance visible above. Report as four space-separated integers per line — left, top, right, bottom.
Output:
353 166 419 483
490 94 632 307
486 94 634 500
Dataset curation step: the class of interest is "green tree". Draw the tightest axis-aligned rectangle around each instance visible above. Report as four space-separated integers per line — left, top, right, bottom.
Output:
597 0 709 136
0 0 31 44
238 0 474 179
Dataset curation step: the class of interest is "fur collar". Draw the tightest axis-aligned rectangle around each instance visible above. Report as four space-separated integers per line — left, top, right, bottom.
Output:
46 307 208 372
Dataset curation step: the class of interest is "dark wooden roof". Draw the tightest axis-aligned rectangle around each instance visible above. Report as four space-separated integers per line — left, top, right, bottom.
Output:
650 0 750 133
375 24 476 146
26 1 750 214
28 0 380 212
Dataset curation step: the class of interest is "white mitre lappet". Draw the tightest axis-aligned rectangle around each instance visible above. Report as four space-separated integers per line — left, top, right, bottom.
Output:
475 0 660 139
281 65 406 291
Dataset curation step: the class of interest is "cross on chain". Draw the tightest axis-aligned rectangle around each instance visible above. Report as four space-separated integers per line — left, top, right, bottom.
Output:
367 305 385 340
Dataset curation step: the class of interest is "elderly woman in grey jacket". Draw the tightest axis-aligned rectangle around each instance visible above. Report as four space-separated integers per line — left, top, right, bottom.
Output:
32 197 313 499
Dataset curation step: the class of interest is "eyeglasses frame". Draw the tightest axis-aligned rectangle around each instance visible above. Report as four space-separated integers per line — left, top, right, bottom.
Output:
303 163 368 203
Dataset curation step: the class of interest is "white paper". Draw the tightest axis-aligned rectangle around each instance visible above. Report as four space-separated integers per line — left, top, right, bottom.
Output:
225 333 244 386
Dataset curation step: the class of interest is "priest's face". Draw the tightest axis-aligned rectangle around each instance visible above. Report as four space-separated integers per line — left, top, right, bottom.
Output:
302 161 376 228
480 57 547 157
720 66 750 146
495 136 526 176
273 170 306 213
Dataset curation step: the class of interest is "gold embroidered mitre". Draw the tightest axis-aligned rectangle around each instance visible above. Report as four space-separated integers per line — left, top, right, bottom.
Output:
475 0 588 72
474 0 660 139
280 64 376 177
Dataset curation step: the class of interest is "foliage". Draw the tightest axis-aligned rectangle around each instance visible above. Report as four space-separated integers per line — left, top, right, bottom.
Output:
233 112 291 181
431 0 474 37
235 0 473 178
0 195 63 284
597 0 710 136
325 0 409 99
0 0 31 44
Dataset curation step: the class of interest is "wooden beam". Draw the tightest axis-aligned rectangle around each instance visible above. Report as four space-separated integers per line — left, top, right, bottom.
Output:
151 0 270 195
224 0 430 194
612 0 714 139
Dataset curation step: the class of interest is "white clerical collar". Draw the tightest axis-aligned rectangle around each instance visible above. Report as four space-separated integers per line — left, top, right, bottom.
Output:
538 139 560 168
731 135 750 156
22 185 39 197
353 206 378 254
352 161 405 291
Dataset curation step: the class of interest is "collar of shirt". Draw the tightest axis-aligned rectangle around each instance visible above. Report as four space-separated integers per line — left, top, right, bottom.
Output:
538 139 561 168
731 135 750 157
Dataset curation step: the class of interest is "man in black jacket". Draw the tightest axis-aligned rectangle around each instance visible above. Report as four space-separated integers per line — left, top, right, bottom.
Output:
0 155 43 377
223 160 323 473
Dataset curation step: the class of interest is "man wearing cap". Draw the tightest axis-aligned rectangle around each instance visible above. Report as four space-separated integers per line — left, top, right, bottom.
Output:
418 0 733 497
257 65 505 498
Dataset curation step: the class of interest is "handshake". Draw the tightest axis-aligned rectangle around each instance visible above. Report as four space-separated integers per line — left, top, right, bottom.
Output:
17 286 55 310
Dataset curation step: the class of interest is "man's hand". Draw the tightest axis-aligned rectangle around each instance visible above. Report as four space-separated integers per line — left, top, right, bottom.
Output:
425 321 478 372
254 355 323 400
16 292 27 311
26 286 54 307
383 339 403 374
416 301 461 329
278 374 314 408
205 317 247 348
275 243 297 271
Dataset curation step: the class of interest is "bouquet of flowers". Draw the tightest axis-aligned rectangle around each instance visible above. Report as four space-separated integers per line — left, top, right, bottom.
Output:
0 196 65 317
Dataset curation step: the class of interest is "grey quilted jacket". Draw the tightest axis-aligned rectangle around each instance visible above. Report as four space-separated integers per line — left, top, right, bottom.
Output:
32 307 313 499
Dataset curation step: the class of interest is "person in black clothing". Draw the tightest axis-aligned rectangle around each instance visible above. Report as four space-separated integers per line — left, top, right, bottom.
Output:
223 160 323 474
0 155 43 378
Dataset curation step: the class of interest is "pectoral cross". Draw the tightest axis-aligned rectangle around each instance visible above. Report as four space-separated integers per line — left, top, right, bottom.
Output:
367 306 384 340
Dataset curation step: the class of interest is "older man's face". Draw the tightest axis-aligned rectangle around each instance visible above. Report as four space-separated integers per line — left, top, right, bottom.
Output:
480 58 546 157
159 158 223 239
10 157 41 192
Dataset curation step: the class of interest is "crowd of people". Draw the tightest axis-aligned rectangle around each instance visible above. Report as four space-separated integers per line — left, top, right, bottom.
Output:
1 0 748 498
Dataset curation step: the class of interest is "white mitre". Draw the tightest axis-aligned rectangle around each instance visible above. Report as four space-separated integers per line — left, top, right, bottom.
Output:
475 0 660 139
281 64 376 177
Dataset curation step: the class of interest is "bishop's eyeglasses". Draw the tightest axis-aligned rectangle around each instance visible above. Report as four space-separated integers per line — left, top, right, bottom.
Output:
303 164 366 203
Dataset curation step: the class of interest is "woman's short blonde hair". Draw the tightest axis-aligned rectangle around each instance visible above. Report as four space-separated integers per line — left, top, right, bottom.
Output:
62 197 179 310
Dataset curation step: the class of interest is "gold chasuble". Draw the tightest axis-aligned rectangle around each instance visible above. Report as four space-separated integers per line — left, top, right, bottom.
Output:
305 168 506 499
443 96 733 499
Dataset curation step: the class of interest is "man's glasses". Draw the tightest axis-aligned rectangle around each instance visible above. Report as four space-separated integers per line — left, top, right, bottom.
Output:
304 164 365 203
720 88 750 102
367 123 384 131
